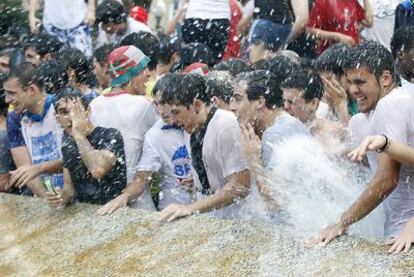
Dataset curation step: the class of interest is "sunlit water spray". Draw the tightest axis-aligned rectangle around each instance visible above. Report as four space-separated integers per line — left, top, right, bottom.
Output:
261 135 384 240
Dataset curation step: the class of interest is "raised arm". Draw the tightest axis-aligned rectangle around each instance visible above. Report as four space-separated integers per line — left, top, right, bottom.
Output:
84 0 96 27
166 0 187 35
73 134 116 180
360 0 373 28
306 27 357 47
29 0 41 34
71 101 116 180
288 0 309 43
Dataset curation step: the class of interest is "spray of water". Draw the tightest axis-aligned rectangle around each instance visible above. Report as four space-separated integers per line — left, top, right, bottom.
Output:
265 135 384 240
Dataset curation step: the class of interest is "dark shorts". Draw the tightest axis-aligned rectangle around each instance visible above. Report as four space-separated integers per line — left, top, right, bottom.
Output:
182 18 230 64
250 19 292 50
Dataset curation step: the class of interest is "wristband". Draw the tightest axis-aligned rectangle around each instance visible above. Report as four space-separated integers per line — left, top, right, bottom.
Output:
376 134 390 153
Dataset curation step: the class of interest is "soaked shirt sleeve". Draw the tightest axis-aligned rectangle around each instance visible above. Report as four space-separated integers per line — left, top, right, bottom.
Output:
7 111 25 148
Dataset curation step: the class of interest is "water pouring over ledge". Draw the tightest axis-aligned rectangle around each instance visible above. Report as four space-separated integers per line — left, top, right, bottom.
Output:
263 135 385 240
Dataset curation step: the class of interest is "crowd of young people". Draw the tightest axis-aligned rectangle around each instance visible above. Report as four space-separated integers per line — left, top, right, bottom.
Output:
1 0 414 256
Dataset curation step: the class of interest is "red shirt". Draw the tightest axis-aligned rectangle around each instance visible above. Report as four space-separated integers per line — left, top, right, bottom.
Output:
307 0 365 54
222 0 242 60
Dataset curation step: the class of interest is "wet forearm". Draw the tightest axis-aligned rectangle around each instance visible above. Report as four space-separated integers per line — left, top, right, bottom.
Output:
339 155 400 227
189 170 250 213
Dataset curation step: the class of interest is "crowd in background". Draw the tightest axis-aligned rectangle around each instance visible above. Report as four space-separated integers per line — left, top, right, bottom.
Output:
0 0 414 255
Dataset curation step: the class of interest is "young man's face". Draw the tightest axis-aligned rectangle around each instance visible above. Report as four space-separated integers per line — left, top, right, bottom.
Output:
283 88 317 123
94 60 110 89
25 46 41 66
129 68 150 95
346 67 381 113
396 47 414 80
153 92 173 124
0 54 10 74
55 99 75 134
230 82 258 125
3 78 33 114
169 103 198 133
102 22 125 36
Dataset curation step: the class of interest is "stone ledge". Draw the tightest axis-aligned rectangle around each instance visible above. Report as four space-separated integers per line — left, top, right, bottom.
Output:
0 193 412 276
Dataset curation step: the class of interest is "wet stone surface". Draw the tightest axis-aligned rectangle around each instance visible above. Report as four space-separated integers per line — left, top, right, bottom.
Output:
0 193 413 276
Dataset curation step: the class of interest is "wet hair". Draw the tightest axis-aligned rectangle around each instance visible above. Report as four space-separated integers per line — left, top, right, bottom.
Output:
96 0 127 25
262 56 302 79
205 71 234 104
58 48 95 86
300 57 316 71
158 35 181 65
390 26 414 59
24 33 63 57
0 72 7 116
152 73 175 97
120 31 159 71
235 70 283 109
251 59 266 70
5 62 43 89
343 41 395 79
9 48 26 69
315 43 350 76
281 70 324 102
160 73 210 106
54 86 89 110
36 60 69 94
0 35 19 51
94 44 115 66
171 43 213 72
213 59 252 76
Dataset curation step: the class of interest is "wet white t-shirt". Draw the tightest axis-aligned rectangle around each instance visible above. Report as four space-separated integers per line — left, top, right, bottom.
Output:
96 17 152 47
186 0 231 20
89 92 159 210
262 113 309 169
43 0 87 30
20 103 64 189
368 86 414 237
137 120 193 210
195 109 249 218
348 112 374 150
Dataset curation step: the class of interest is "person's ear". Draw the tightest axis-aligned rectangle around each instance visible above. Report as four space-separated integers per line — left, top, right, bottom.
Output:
379 70 393 88
103 63 109 74
193 98 204 113
211 96 218 107
43 53 53 61
310 98 320 112
396 49 405 62
68 68 78 84
257 95 266 110
27 83 39 95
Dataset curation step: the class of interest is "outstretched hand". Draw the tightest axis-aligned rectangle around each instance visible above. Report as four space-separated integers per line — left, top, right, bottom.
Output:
158 204 194 222
306 222 348 248
386 218 414 255
96 195 128 215
348 135 387 162
8 164 43 189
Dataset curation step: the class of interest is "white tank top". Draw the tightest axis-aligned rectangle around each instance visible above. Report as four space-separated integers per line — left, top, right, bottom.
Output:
186 0 231 20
